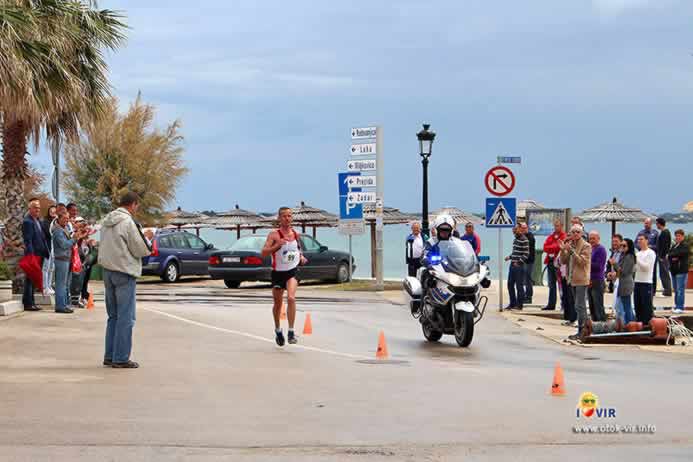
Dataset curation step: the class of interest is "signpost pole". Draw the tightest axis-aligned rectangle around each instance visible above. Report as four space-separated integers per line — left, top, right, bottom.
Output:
348 235 353 282
498 228 504 312
375 126 384 291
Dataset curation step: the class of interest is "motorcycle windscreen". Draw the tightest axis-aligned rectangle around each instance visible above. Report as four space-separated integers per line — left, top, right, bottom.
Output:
436 238 480 277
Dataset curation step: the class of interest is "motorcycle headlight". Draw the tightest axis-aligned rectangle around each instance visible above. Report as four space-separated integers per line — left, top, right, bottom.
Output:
443 272 479 286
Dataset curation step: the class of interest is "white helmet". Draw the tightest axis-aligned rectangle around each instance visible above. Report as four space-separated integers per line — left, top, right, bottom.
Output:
432 214 456 233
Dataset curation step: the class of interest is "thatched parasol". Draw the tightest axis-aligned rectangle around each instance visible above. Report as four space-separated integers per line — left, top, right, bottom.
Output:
363 205 418 225
517 200 545 220
361 205 419 277
261 202 337 238
164 207 211 236
578 197 654 237
684 201 693 213
430 206 483 226
206 204 265 238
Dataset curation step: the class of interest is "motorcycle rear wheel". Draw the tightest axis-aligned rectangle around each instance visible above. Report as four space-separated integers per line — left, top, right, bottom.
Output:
454 311 474 347
422 322 443 342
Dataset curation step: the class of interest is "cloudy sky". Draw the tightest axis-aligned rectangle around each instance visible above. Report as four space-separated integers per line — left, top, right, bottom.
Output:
35 0 693 214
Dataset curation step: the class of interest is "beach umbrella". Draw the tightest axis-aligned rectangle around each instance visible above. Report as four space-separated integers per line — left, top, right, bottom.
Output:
517 200 545 221
261 202 337 238
206 204 265 238
362 205 419 277
429 206 483 226
684 201 693 213
164 207 211 236
578 197 654 238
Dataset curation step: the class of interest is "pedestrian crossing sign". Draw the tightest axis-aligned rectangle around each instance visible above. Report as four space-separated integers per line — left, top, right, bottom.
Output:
485 197 516 228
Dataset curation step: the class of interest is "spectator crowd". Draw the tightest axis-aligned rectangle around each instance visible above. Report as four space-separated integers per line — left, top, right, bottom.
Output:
19 193 153 369
536 217 689 341
21 199 98 313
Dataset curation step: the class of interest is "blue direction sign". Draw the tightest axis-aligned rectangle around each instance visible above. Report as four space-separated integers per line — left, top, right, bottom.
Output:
497 156 521 164
485 197 516 228
338 172 363 220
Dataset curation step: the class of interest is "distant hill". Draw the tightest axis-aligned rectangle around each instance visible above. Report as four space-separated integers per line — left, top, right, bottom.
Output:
655 212 693 224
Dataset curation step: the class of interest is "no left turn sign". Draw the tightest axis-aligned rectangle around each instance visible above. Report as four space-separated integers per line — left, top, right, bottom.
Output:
485 166 515 196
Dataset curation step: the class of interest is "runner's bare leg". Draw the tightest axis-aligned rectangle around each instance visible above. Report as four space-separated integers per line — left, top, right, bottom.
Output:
272 288 284 329
286 278 298 329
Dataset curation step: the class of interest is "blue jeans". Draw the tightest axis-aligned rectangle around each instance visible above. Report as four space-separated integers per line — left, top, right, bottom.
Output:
54 259 71 311
42 255 54 292
672 273 688 310
618 295 635 324
507 263 525 307
524 262 534 300
103 269 137 363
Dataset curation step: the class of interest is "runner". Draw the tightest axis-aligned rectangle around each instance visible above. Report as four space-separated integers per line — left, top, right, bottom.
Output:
261 207 308 346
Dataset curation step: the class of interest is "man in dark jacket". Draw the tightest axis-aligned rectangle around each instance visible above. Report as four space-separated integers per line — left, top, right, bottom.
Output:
655 218 672 297
669 229 689 314
520 223 535 305
405 222 425 277
22 199 50 311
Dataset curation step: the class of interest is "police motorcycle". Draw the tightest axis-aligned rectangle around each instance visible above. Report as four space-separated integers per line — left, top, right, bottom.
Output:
403 216 491 347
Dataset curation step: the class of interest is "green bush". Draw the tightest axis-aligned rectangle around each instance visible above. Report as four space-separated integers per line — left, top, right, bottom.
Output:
0 260 12 281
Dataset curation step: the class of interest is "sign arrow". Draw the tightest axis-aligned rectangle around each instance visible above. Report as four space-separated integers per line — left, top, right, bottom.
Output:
493 173 508 189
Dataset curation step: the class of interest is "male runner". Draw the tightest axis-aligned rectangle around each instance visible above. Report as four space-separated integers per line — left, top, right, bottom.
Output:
261 207 308 346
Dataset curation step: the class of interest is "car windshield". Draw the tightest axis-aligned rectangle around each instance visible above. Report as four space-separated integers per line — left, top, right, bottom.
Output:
436 238 479 277
228 236 266 252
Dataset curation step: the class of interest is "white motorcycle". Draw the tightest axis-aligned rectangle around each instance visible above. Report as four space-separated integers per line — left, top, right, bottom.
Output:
404 238 490 347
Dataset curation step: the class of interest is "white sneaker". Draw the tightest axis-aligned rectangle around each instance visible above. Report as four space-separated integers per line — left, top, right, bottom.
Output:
672 308 684 315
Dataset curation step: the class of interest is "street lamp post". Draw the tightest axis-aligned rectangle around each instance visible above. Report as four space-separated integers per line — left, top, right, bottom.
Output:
417 123 436 238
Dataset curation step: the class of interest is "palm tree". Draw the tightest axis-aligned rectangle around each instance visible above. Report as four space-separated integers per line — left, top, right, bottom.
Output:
0 1 126 284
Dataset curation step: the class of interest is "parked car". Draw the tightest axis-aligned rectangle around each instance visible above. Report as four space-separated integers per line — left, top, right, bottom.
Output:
208 234 355 288
142 230 217 282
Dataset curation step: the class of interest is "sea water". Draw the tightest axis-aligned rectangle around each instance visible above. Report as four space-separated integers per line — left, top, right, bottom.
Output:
198 222 693 280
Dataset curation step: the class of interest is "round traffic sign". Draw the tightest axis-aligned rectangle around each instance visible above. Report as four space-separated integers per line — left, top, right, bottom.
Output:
485 166 515 197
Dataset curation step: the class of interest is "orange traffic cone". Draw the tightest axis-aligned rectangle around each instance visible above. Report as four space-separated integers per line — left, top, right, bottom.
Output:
303 313 313 335
86 293 95 310
280 304 287 320
550 362 566 396
376 330 389 360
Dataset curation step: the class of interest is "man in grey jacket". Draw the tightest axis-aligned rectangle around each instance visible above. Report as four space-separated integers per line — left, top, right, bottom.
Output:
98 192 153 369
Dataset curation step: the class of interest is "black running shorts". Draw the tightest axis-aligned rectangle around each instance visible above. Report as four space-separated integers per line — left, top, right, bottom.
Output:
271 268 298 290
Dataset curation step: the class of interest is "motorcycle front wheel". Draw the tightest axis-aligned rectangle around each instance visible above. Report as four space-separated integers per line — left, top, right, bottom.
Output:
454 311 474 347
422 322 443 342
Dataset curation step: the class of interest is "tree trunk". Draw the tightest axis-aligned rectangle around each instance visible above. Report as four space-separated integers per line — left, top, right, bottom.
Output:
1 119 29 293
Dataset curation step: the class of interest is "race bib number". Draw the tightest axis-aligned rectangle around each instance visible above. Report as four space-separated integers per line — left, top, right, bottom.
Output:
282 250 299 265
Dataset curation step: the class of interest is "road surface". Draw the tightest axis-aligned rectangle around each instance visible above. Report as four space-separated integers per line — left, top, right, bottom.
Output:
0 282 690 461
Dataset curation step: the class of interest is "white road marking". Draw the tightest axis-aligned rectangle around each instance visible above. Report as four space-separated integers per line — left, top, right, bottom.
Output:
142 307 371 360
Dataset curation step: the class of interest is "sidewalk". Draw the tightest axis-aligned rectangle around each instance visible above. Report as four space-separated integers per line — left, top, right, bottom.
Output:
495 284 693 355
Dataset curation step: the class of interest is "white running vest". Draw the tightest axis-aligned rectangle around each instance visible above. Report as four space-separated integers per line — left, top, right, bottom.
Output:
272 229 300 272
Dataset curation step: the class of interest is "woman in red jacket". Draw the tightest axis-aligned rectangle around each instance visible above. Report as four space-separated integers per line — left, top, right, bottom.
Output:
542 219 566 311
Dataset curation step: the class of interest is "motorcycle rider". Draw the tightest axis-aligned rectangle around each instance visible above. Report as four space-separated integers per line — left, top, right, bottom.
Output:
418 215 457 305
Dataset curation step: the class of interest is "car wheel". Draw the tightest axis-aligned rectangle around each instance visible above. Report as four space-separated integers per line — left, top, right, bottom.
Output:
161 261 179 283
335 262 350 283
224 280 241 289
